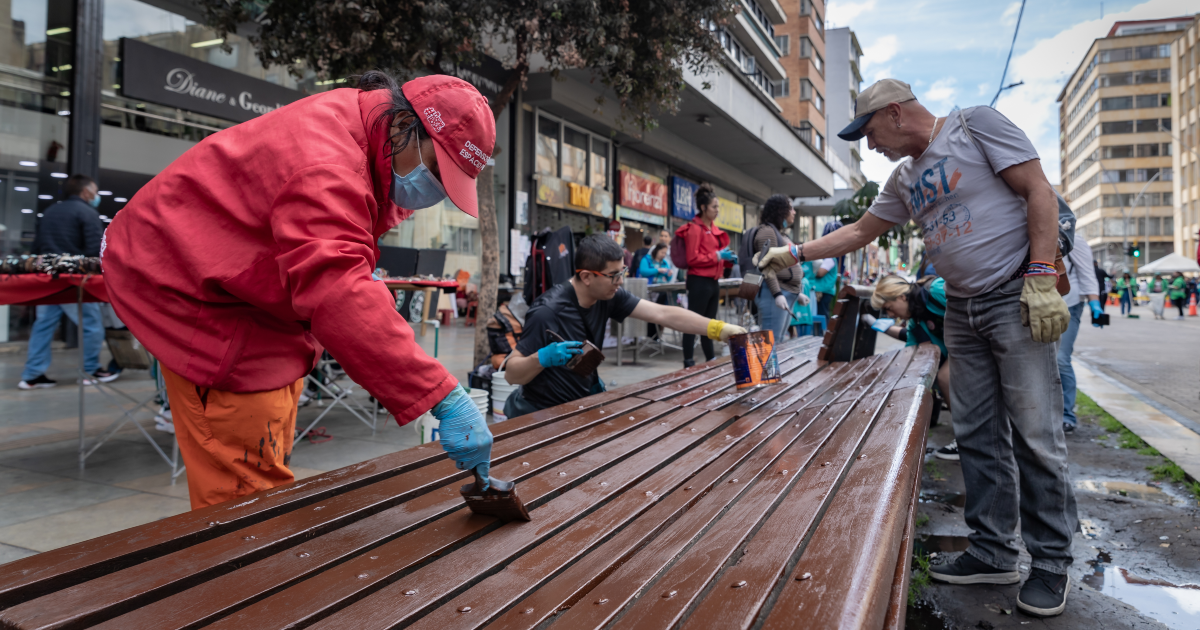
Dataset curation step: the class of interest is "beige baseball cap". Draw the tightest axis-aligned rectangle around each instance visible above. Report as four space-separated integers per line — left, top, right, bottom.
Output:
838 78 916 141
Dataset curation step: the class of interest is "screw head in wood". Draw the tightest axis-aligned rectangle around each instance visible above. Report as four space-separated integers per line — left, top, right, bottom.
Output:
796 572 812 581
358 573 369 579
522 608 535 614
243 536 255 541
662 590 677 598
558 471 567 476
296 552 310 558
522 462 530 466
733 580 747 588
458 606 472 613
595 598 609 605
405 589 418 595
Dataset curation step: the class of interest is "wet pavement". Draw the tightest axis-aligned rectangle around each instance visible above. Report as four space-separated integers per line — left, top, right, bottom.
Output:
913 406 1200 630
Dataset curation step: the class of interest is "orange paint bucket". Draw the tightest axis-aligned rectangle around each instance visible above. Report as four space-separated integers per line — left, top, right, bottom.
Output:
729 330 781 390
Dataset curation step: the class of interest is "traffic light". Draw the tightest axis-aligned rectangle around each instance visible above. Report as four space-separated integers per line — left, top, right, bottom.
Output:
1125 245 1141 258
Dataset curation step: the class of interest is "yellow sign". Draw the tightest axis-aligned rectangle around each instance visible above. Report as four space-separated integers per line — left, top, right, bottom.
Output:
535 175 565 209
567 182 593 209
715 196 744 233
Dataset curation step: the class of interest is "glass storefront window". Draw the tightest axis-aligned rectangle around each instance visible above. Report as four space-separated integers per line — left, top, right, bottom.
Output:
562 126 588 185
536 116 558 177
591 138 609 189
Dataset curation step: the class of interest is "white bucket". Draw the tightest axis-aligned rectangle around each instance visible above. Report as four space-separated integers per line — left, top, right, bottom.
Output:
468 388 490 417
491 371 517 418
414 412 440 444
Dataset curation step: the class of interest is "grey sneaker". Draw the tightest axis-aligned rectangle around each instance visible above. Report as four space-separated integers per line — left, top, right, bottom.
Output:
929 552 1020 585
1017 569 1069 617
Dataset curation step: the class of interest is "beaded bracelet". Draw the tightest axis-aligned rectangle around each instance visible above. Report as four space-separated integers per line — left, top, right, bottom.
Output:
1025 261 1057 276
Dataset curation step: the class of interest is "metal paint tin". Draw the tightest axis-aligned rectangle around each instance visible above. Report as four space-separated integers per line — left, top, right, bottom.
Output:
729 330 781 390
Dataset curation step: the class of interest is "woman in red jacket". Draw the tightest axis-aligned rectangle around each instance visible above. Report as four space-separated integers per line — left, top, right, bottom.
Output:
102 72 496 508
675 182 736 367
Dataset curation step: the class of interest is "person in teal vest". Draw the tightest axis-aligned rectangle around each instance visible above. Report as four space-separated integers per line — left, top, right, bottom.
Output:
862 274 954 460
1169 271 1187 320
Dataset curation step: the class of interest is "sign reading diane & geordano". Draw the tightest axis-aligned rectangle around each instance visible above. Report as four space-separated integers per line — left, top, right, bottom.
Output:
120 38 306 124
618 170 668 216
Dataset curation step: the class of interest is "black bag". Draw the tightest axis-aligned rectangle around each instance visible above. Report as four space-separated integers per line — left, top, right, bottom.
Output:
523 226 575 306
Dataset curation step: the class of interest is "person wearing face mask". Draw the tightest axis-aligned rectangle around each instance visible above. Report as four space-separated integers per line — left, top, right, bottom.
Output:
19 174 119 390
101 72 495 509
676 182 737 368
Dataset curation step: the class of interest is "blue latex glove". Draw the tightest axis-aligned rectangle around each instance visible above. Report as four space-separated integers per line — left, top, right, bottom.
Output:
431 385 493 488
1089 299 1104 327
871 317 896 333
718 248 737 262
538 340 583 367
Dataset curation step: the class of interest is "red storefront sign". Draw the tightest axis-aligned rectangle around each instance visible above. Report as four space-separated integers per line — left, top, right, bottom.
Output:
618 171 668 216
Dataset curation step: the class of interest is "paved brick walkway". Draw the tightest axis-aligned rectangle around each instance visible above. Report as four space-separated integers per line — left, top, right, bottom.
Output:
1072 305 1200 429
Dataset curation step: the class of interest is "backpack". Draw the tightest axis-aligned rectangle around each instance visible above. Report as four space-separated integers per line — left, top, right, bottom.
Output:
738 223 796 283
669 226 690 270
485 302 523 369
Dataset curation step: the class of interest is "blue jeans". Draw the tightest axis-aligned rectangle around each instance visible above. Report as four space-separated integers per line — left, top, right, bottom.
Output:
1057 302 1085 427
22 303 103 381
755 285 796 344
944 277 1077 575
1119 289 1132 315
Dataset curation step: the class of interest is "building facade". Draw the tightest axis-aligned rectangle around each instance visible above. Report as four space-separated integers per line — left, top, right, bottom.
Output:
1171 15 1200 263
824 26 865 191
1058 17 1193 271
773 0 827 157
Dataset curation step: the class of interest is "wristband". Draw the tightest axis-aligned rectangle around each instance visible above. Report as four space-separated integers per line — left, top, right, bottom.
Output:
1025 261 1057 276
789 244 805 263
706 319 725 341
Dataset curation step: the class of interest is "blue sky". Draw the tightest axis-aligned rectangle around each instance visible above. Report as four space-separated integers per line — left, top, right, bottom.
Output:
829 0 1196 186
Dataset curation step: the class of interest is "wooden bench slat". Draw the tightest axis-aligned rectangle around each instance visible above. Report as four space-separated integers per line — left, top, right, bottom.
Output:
202 402 725 630
759 348 937 630
0 389 643 610
484 358 883 630
665 348 918 630
883 422 924 630
1 398 673 630
404 358 843 629
589 351 910 630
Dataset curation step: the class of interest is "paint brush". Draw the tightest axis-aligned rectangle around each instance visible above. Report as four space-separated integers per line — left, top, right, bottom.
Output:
460 469 532 521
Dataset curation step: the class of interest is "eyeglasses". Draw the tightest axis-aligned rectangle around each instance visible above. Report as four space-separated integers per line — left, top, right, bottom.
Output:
577 267 628 284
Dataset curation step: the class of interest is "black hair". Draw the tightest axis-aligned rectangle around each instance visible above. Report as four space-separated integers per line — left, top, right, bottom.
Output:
643 235 653 246
760 194 792 229
651 243 668 259
357 70 420 159
695 182 716 211
64 174 94 197
575 234 626 277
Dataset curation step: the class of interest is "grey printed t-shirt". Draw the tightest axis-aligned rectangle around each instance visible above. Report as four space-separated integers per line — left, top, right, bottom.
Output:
868 106 1040 298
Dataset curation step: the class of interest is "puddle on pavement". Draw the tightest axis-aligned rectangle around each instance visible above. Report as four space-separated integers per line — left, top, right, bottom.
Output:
918 490 966 508
1074 480 1181 505
914 534 969 555
1084 550 1200 630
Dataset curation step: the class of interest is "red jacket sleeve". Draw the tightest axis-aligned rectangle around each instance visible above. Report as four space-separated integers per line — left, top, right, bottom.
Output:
684 224 718 270
271 165 457 425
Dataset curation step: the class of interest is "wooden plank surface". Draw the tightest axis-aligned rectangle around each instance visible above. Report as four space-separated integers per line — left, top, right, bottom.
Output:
0 340 938 630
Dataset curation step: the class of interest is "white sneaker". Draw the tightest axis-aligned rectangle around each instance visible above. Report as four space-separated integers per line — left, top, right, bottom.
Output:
154 415 175 434
298 392 312 407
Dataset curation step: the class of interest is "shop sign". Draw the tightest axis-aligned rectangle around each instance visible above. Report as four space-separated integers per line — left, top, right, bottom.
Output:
121 38 304 124
535 174 566 209
715 197 744 233
618 171 667 216
670 176 698 220
566 182 592 210
617 205 665 226
589 188 613 218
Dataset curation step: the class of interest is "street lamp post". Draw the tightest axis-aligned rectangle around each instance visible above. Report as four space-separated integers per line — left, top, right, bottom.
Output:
1132 170 1162 273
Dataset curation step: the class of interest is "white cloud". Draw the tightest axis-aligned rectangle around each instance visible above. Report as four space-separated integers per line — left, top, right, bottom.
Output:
1001 1 1023 26
871 67 893 83
994 0 1194 185
827 0 877 27
861 148 901 185
861 35 899 69
924 78 959 109
977 83 991 97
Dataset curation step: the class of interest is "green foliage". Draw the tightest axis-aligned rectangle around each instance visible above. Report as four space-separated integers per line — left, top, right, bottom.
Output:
914 512 930 528
831 181 919 249
193 0 738 129
1076 392 1148 450
908 550 932 606
1186 481 1200 502
924 461 944 481
1148 461 1187 484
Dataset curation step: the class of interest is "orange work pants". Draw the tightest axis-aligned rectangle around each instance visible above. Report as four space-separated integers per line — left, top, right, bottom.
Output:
161 365 304 509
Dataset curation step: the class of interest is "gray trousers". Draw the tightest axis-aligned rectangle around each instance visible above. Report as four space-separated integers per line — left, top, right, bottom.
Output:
945 277 1077 575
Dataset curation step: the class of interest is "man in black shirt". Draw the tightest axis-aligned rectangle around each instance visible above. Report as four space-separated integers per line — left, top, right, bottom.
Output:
503 235 745 414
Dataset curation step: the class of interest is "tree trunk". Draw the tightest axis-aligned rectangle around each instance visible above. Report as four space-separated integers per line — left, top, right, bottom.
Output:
473 163 499 369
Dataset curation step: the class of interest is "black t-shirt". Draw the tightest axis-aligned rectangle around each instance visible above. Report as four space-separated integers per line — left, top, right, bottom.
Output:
515 281 640 409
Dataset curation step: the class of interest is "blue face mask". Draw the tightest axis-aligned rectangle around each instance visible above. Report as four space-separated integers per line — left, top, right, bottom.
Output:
390 126 447 210
89 195 101 208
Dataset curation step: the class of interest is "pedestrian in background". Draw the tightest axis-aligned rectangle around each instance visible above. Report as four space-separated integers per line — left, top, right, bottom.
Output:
1169 271 1187 320
1058 232 1102 433
630 234 653 278
1093 259 1110 312
810 221 842 319
675 182 735 368
752 194 808 342
639 244 672 340
1116 272 1135 316
19 174 120 390
1149 274 1166 320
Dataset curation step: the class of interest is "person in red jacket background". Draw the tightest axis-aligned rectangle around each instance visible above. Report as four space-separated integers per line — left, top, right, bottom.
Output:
102 72 496 509
675 182 736 367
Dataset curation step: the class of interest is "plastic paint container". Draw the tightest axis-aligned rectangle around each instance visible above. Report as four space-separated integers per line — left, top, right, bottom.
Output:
729 330 781 390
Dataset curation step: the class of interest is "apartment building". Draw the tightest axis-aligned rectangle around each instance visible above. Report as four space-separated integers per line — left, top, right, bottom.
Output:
1058 17 1192 271
825 27 866 191
773 0 828 156
1171 15 1200 263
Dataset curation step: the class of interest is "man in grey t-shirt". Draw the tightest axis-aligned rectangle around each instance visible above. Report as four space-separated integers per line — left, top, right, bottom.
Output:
757 79 1075 618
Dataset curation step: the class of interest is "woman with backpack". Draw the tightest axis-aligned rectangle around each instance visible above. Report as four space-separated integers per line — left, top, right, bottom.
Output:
751 194 808 342
673 182 736 367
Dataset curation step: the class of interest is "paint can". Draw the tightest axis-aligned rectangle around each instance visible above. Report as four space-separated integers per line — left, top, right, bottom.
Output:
729 330 781 390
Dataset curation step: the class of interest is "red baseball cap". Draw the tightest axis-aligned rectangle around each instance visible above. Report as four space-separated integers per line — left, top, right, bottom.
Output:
401 75 495 218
